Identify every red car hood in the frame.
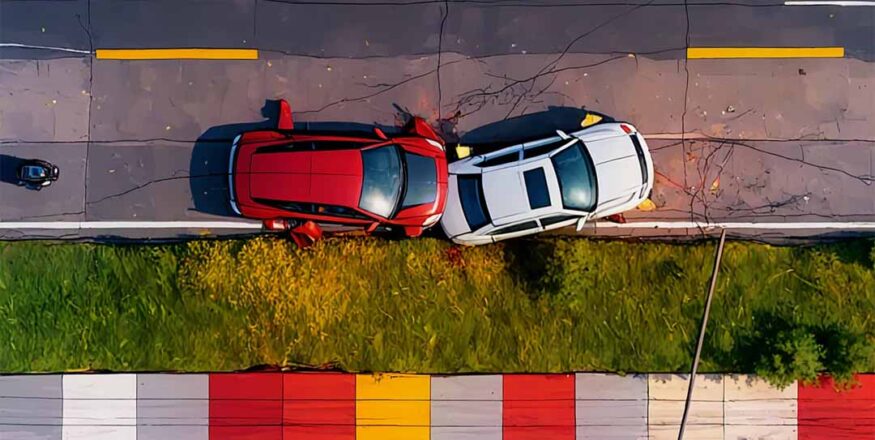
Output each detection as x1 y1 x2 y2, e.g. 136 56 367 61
248 150 363 208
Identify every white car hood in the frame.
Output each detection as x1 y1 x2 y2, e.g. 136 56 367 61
482 167 528 224
583 135 644 206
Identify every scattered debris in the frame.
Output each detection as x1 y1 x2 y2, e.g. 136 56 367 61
709 177 720 194
445 246 465 269
605 213 627 224
798 68 807 75
455 145 472 159
636 199 656 212
725 105 736 113
581 113 603 128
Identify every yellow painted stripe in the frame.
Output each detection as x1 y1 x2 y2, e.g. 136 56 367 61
95 48 258 60
687 47 844 59
356 373 430 440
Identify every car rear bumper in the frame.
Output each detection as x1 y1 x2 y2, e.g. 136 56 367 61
228 134 242 215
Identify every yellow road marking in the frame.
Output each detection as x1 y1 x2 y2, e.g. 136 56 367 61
687 47 844 59
95 48 258 60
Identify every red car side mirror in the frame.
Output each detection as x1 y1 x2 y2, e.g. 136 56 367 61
277 99 293 130
405 117 441 142
289 221 322 248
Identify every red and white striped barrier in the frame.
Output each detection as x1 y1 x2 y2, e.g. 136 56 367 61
0 373 872 439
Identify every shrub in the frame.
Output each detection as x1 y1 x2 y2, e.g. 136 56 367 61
749 315 873 390
817 323 875 388
754 327 824 389
871 239 875 269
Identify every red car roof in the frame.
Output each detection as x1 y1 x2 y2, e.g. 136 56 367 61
248 149 363 208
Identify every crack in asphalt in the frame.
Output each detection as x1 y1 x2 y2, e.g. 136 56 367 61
436 0 449 117
261 0 787 8
75 0 95 229
681 0 692 224
448 48 685 119
295 56 475 114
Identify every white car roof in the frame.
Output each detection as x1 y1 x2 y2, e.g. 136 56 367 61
480 157 564 226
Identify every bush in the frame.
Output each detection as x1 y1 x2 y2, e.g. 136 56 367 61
749 315 873 389
817 324 875 387
754 327 824 389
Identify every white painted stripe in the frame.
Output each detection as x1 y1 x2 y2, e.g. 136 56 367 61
0 220 873 232
63 375 137 440
0 42 92 54
785 1 875 5
586 221 875 230
0 221 262 230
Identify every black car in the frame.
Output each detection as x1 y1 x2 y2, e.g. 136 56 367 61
17 159 59 190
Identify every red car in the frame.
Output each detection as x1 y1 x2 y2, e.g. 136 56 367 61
230 100 448 237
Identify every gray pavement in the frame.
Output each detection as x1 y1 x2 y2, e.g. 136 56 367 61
0 0 873 242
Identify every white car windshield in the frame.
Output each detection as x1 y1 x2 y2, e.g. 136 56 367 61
551 143 598 212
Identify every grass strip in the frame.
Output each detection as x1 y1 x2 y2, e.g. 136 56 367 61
0 237 872 383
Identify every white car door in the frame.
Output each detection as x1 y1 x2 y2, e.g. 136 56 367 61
487 220 542 243
538 213 580 231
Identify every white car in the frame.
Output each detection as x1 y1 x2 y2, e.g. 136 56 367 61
440 122 653 245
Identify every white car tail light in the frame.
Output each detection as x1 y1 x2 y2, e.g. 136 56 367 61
620 124 633 134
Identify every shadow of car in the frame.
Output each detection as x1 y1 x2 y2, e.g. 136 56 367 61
457 106 615 159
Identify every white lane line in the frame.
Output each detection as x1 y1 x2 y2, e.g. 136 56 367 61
785 1 875 5
0 221 262 230
0 221 873 232
0 43 92 55
586 221 875 230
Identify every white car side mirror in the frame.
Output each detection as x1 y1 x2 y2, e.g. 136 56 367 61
575 217 587 231
556 129 571 140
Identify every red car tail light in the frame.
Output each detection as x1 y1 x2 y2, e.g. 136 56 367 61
620 124 633 134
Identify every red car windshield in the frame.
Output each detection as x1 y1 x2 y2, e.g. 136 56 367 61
360 145 403 218
359 144 438 219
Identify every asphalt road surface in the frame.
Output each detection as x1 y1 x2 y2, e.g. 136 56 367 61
1 0 873 242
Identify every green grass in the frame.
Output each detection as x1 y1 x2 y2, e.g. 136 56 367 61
0 237 872 377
